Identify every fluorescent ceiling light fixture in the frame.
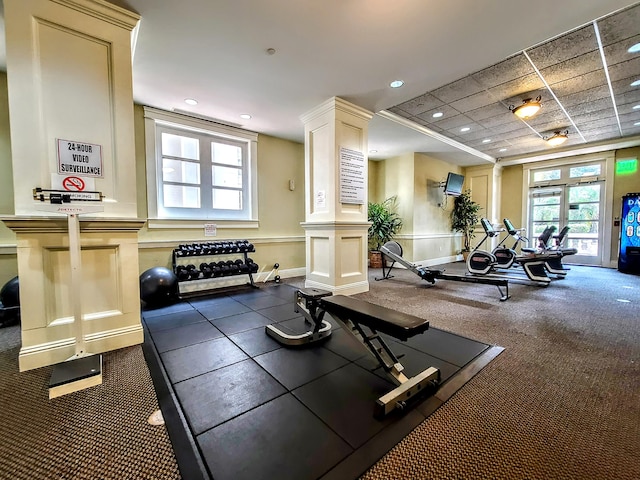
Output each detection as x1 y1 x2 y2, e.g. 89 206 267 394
631 80 640 87
628 43 640 53
389 80 404 88
432 112 444 118
460 127 470 132
184 98 198 105
545 130 569 147
482 139 491 143
240 114 252 119
510 96 542 119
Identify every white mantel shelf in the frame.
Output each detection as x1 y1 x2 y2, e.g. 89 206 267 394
1 217 146 233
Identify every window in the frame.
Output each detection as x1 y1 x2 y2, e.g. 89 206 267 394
144 107 258 225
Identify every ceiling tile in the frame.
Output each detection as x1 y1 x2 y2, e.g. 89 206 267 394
539 51 603 85
596 3 640 46
527 25 598 70
415 104 464 123
391 93 444 116
602 34 640 66
558 84 611 107
449 90 502 112
607 56 640 82
430 76 485 104
486 74 546 104
471 54 535 90
614 89 640 106
464 102 512 122
565 97 616 117
428 114 476 131
550 70 608 97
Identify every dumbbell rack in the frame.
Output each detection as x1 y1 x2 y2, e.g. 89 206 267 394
171 240 259 298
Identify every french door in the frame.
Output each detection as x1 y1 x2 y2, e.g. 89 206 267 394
529 162 605 265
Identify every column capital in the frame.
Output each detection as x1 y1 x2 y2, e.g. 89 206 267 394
300 96 373 125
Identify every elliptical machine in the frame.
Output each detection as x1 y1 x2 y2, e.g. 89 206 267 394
466 218 551 286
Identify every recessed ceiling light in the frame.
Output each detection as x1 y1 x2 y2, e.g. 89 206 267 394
240 114 252 119
389 80 404 88
634 105 640 110
629 43 640 53
460 127 470 132
631 80 640 87
635 121 640 126
499 148 507 152
432 112 444 118
369 150 378 154
184 98 198 105
482 139 491 143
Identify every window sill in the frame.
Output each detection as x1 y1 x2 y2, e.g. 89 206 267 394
146 219 259 230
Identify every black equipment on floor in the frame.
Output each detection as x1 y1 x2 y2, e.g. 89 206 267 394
0 276 20 327
139 267 179 308
265 288 333 346
267 288 441 417
467 219 551 286
377 241 510 301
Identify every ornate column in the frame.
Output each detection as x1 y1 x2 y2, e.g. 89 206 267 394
300 97 373 295
2 0 143 371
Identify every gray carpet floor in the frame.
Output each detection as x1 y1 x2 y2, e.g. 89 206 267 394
0 262 638 479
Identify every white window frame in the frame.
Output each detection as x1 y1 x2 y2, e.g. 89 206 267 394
144 107 258 229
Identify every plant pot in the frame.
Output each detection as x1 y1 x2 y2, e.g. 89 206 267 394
369 250 383 268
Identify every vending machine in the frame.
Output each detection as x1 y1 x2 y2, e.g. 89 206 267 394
618 193 640 274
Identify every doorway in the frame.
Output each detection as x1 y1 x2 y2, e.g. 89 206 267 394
529 162 605 265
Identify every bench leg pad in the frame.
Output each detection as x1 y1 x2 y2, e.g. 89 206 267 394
375 366 440 418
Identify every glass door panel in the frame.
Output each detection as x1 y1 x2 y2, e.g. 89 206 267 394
565 184 601 263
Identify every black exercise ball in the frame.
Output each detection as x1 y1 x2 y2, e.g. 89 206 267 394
0 276 19 308
139 267 178 308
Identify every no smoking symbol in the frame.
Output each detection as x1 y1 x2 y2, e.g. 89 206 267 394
62 176 85 191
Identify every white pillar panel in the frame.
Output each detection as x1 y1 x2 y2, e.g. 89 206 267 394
300 98 372 295
3 0 140 217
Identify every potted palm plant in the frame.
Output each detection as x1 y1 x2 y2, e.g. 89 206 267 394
450 189 482 258
368 196 403 268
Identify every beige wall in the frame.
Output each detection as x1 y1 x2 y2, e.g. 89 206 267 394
499 164 524 228
135 104 307 276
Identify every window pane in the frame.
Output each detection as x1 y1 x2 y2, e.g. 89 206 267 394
533 169 560 181
532 205 560 222
162 133 199 160
212 142 242 166
162 158 200 184
531 222 559 237
568 184 600 203
163 184 200 208
533 196 560 206
212 188 242 210
212 165 242 188
568 203 599 221
570 164 601 178
566 238 598 256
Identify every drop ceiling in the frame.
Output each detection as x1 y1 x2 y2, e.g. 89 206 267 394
1 0 639 165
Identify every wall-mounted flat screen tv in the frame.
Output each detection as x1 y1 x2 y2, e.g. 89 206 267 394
444 172 464 196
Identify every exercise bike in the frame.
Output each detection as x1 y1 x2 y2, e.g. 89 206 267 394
466 218 551 286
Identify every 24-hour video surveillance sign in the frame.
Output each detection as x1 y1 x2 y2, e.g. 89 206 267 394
57 139 104 178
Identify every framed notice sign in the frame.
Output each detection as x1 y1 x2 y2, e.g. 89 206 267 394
339 147 365 204
57 139 104 178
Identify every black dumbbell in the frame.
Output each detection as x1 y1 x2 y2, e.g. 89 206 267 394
210 261 223 277
175 265 190 281
185 264 200 280
200 262 213 278
219 261 231 276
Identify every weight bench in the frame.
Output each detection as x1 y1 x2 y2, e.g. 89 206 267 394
266 288 441 417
